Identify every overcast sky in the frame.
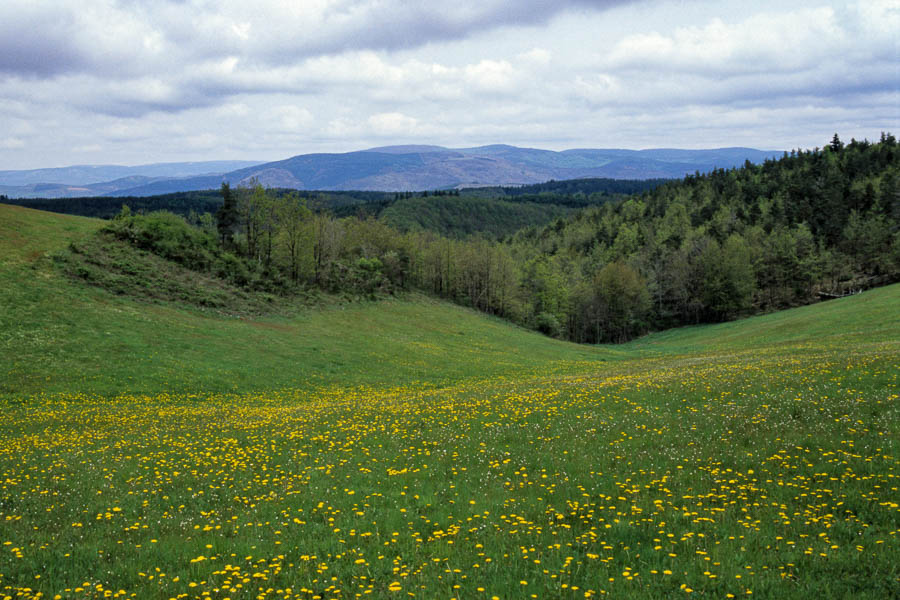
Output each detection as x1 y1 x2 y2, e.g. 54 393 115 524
1 0 897 169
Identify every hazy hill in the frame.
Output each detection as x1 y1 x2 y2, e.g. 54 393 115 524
1 145 781 198
0 160 261 198
116 145 781 196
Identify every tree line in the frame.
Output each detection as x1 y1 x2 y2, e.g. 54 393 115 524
101 134 898 343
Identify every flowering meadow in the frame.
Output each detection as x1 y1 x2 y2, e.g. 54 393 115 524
1 339 897 600
1 206 897 598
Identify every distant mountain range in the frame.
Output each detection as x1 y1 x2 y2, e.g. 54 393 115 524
0 145 783 198
0 161 263 199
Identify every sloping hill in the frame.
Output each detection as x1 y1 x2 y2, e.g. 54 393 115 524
0 204 610 397
629 282 899 353
3 202 897 399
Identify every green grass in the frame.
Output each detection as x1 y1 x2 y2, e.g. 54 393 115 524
59 224 286 317
0 204 609 398
1 204 897 600
630 284 900 353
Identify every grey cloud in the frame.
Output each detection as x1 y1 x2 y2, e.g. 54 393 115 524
80 90 219 119
1 0 638 80
0 7 85 75
294 0 635 57
0 2 179 80
4 73 217 119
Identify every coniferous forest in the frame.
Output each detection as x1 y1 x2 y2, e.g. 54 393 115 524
59 134 899 343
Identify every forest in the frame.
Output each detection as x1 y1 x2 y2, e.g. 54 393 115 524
60 134 899 343
6 178 660 215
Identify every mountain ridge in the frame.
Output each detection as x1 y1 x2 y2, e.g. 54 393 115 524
1 144 782 198
0 160 262 186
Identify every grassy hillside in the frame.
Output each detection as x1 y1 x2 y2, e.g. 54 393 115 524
1 204 897 600
0 204 608 398
630 282 900 353
6 202 894 399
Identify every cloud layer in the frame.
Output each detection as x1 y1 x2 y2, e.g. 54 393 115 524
0 0 896 169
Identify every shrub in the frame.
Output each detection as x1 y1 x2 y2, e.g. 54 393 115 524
103 211 218 272
534 311 563 338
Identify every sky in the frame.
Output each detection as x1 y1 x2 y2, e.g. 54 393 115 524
0 0 897 169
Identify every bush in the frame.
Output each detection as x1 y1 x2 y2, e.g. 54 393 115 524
214 252 251 287
534 312 563 338
103 211 218 272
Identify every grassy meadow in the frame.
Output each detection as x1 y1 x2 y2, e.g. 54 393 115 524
1 204 898 599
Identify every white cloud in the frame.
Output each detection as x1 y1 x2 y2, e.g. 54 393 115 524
102 121 155 142
73 143 102 153
606 9 842 75
184 133 219 149
464 60 519 91
519 47 552 65
573 74 621 106
271 106 315 131
855 0 900 45
214 103 252 118
302 52 408 87
326 117 360 138
231 21 252 41
579 2 900 114
368 112 420 136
